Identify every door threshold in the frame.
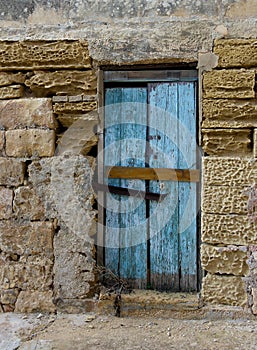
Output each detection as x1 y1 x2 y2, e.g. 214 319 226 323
98 290 200 317
96 290 253 319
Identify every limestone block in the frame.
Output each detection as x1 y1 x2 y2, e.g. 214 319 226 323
0 85 23 99
203 70 255 99
249 255 257 275
56 118 98 156
25 70 97 96
0 259 53 291
203 157 257 187
6 129 55 157
13 186 45 220
28 158 53 186
57 111 98 128
53 100 97 114
28 155 96 221
28 158 58 220
202 214 257 245
0 221 54 258
0 158 25 186
0 72 25 86
254 129 257 158
54 298 96 313
0 187 13 219
225 0 257 19
202 273 247 306
201 244 249 276
0 41 91 70
0 98 56 129
54 252 95 299
202 186 248 214
202 129 252 156
83 95 96 102
202 99 257 128
54 228 96 299
69 95 83 102
214 39 257 68
0 131 4 154
52 96 68 103
15 291 56 313
252 288 257 315
198 52 219 72
0 288 19 305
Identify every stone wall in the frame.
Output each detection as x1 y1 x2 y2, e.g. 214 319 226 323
0 40 98 313
1 0 257 65
0 36 257 313
201 39 257 312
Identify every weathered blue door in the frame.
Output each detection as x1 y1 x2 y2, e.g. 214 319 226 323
103 71 198 291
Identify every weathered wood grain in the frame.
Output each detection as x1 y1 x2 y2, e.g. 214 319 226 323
178 82 197 291
149 82 180 291
105 166 200 182
103 79 197 291
104 87 147 288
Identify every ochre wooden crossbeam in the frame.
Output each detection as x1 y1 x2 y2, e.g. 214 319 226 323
105 166 200 182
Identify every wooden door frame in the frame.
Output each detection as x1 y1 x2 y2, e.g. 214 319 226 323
96 69 105 267
96 67 202 291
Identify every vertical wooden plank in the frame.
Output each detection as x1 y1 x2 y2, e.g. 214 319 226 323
104 76 198 292
104 88 122 276
178 82 198 291
149 83 180 291
118 88 148 288
104 87 148 287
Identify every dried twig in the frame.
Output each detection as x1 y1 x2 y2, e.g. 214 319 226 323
96 265 133 294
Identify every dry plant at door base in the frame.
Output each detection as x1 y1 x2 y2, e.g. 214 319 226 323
96 266 133 317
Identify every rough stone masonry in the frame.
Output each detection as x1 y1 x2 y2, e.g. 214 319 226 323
0 0 257 314
0 41 98 313
201 39 257 312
